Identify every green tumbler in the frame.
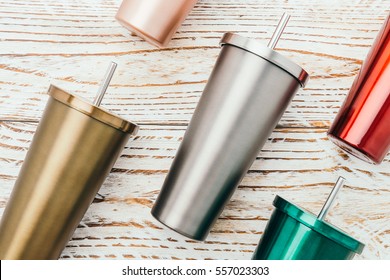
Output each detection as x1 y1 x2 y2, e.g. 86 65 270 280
252 178 365 260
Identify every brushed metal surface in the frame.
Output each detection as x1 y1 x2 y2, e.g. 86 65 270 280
252 195 364 260
220 33 309 87
116 0 198 48
152 37 308 241
0 86 138 259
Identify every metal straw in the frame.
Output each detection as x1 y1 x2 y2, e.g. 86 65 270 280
317 176 346 220
93 61 117 202
267 12 290 49
93 61 118 106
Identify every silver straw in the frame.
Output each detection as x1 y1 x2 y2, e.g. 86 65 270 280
317 176 346 220
267 12 291 49
93 61 117 202
93 61 118 106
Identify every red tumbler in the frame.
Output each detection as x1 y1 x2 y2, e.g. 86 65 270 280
328 13 390 164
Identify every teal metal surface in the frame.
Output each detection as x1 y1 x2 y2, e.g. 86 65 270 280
252 196 365 260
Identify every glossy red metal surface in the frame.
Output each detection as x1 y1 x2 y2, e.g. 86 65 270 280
328 14 390 164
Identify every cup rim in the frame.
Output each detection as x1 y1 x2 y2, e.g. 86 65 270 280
48 85 139 135
273 195 365 254
220 32 309 88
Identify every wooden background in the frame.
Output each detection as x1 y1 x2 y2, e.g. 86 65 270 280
0 0 389 260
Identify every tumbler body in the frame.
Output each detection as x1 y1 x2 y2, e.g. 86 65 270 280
252 196 364 260
328 14 390 164
152 33 309 240
116 0 198 48
0 85 138 259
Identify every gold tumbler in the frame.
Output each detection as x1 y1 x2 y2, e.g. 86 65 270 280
0 81 138 259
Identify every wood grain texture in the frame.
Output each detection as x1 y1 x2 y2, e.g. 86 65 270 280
0 0 389 260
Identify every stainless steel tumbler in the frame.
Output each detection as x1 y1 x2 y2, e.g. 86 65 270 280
328 13 390 164
116 0 198 48
252 177 365 260
0 63 139 259
152 15 309 241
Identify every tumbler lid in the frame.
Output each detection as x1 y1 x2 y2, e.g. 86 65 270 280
48 85 139 135
273 195 365 254
220 33 309 87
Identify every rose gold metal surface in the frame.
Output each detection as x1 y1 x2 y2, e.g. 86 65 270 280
328 13 390 164
116 0 198 48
